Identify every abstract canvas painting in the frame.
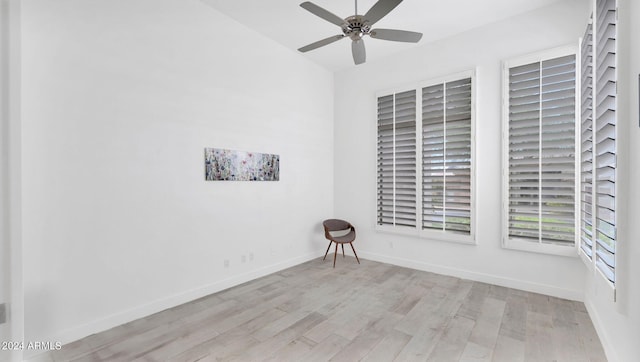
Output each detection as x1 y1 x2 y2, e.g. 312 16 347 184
204 148 279 181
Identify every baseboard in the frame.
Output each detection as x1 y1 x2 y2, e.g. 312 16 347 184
359 251 584 301
25 251 322 360
583 296 617 362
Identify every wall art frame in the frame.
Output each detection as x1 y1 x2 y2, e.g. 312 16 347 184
204 148 279 181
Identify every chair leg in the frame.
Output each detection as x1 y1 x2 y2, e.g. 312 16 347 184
333 243 338 268
350 243 360 264
323 241 332 261
341 244 345 258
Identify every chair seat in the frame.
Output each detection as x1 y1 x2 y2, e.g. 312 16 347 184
329 230 355 244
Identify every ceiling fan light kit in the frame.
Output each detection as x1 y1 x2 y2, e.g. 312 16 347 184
298 0 423 65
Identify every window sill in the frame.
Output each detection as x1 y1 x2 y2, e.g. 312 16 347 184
503 237 578 257
376 224 476 245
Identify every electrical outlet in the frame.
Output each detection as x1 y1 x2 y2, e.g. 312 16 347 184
224 259 230 268
241 255 246 263
0 303 6 324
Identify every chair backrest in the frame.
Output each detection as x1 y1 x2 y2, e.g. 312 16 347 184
323 219 351 232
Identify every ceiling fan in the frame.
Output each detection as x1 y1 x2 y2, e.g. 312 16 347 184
297 0 423 65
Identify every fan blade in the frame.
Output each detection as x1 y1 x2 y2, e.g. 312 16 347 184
370 28 422 43
363 0 403 26
298 35 345 52
352 39 366 65
300 2 347 27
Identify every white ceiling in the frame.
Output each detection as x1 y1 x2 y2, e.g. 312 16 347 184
200 0 564 72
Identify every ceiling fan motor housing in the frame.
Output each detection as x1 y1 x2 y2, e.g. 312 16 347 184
343 16 371 40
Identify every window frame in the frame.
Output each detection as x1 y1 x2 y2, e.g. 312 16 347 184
375 70 476 245
501 45 580 257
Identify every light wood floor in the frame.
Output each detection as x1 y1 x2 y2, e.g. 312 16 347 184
33 257 606 361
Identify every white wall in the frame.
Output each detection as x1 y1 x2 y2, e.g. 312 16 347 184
334 0 591 300
582 0 640 360
21 0 334 350
0 0 10 349
1 0 23 361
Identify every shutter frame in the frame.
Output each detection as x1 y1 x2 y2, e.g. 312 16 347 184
502 45 579 256
377 71 475 244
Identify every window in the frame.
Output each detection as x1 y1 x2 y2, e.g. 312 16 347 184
580 0 617 286
502 47 578 256
377 72 474 243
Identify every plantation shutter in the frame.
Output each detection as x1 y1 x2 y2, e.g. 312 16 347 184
594 0 616 282
580 22 594 258
540 55 576 244
377 91 417 227
377 95 394 225
422 78 472 233
395 91 417 227
508 62 541 240
507 55 576 245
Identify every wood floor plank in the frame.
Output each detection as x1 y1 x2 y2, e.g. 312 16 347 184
393 323 444 361
456 282 491 321
550 297 589 362
330 312 373 340
466 297 506 355
166 307 286 361
459 341 493 362
236 312 326 361
526 291 552 315
496 291 527 342
29 258 607 362
129 316 220 361
360 329 411 362
390 281 431 316
134 303 284 361
329 312 403 362
574 309 607 362
395 280 472 361
487 284 510 302
492 334 525 362
426 315 475 361
304 319 346 344
264 335 316 361
524 311 555 361
302 333 350 362
251 309 314 342
394 287 450 336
